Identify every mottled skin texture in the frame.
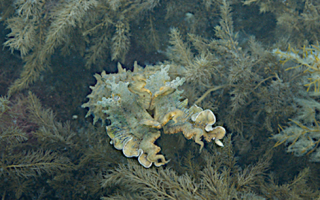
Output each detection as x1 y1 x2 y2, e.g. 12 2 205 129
83 64 225 168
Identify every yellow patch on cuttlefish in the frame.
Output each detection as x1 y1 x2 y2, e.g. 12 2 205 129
191 109 216 131
140 119 161 129
123 137 143 157
154 86 176 97
128 74 152 109
189 105 203 117
160 109 185 126
107 126 134 150
112 135 132 150
150 85 176 110
178 99 188 109
138 152 152 168
203 126 226 147
106 126 116 140
191 109 225 147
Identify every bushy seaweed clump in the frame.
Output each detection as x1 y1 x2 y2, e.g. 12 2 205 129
272 45 320 162
101 137 319 199
0 93 125 199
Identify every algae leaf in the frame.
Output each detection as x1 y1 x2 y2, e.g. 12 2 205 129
1 150 73 178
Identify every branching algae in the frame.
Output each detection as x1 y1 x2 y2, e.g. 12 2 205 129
272 45 320 161
83 63 225 168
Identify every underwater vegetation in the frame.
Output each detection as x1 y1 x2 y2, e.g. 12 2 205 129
101 137 320 199
272 45 320 162
1 0 320 199
0 92 127 199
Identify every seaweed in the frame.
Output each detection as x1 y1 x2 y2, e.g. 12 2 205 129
272 45 320 162
0 92 125 199
102 137 319 199
0 93 74 198
1 0 320 198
